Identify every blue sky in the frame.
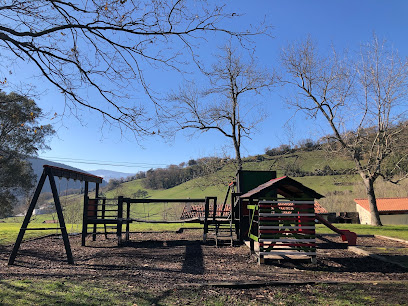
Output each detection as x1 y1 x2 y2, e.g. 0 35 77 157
4 1 408 174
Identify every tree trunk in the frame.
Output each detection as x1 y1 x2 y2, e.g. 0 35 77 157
234 145 242 170
233 137 242 170
362 177 383 226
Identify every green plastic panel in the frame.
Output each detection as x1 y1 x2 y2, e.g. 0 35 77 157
236 170 276 194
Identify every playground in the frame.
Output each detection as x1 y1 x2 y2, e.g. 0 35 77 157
2 166 408 304
1 229 408 283
1 229 408 304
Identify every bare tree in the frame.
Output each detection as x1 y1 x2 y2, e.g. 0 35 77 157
281 36 408 226
0 0 268 136
168 45 274 170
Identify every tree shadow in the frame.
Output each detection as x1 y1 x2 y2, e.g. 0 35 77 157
181 241 205 275
121 239 205 275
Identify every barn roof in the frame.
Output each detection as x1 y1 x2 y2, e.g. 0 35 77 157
314 201 329 214
355 198 408 213
240 176 324 200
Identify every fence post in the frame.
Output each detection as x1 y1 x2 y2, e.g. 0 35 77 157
203 197 210 242
125 198 130 242
91 198 98 241
102 198 108 239
212 197 217 221
81 181 89 246
117 196 124 246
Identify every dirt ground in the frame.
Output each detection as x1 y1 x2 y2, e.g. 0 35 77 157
1 229 407 289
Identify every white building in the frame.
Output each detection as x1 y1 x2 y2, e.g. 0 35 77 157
355 197 408 225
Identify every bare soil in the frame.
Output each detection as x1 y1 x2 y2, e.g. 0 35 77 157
1 230 407 288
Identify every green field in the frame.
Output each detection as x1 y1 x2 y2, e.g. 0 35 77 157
316 224 408 241
0 223 79 245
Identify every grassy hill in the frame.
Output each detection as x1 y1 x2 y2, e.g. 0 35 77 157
5 148 408 225
99 149 358 213
103 148 408 213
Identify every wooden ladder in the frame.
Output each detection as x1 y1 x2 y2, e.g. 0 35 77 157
213 219 233 247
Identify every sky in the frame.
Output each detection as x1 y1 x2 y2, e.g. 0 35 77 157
3 0 408 174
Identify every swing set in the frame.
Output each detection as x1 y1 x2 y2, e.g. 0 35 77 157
8 165 102 265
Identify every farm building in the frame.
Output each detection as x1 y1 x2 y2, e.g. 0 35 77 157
314 201 329 220
355 197 408 225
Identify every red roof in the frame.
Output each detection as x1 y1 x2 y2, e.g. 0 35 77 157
180 204 231 219
314 201 328 214
355 198 408 213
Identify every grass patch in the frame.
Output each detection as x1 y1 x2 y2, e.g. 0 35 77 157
316 224 408 241
0 279 407 305
0 279 140 306
0 223 79 245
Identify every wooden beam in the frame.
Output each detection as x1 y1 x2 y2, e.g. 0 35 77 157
127 198 206 204
47 168 74 264
8 167 75 265
8 170 48 265
44 165 102 184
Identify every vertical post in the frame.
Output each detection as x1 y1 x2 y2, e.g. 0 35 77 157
92 199 98 241
250 239 255 254
212 197 217 221
203 197 210 242
125 198 130 242
220 184 230 217
231 193 235 226
93 183 100 240
239 196 244 242
48 169 74 264
102 198 108 239
248 198 255 255
81 181 89 246
8 170 48 265
231 192 242 242
232 192 240 239
117 196 124 246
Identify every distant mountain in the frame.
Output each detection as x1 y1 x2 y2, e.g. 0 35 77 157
28 157 108 193
88 169 135 181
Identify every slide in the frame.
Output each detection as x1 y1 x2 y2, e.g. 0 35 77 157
315 215 357 246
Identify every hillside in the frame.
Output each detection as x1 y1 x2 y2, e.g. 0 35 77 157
99 149 357 211
101 148 408 213
20 147 408 224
